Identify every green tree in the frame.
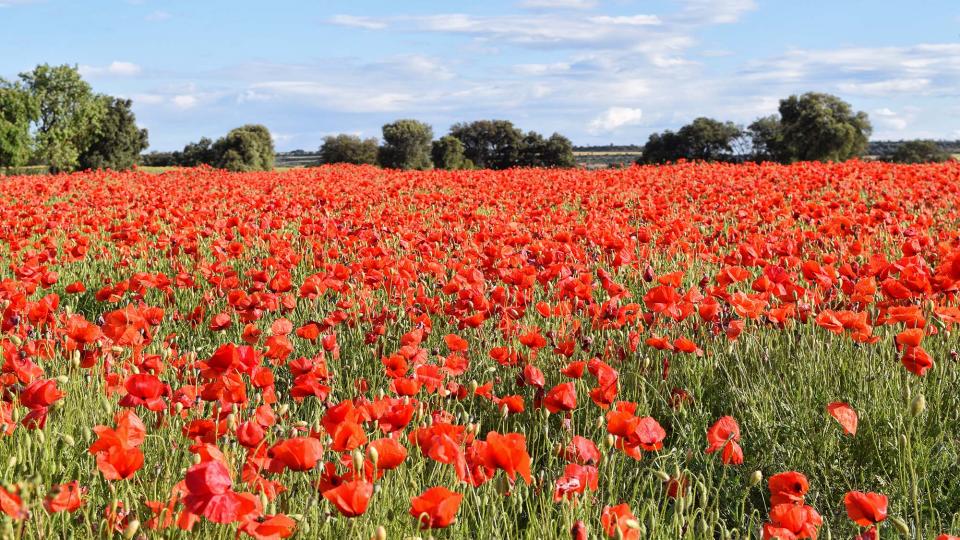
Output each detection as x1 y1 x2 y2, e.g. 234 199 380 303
19 64 105 172
883 140 951 164
181 137 217 166
0 79 38 170
746 115 783 162
213 124 275 172
318 134 379 165
78 97 148 170
775 92 871 162
448 120 524 170
519 132 577 168
431 135 471 170
378 119 433 170
638 117 741 164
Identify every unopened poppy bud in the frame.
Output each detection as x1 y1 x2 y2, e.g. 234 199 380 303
111 346 124 355
8 335 21 346
501 404 509 418
174 402 184 414
748 470 763 487
7 457 16 469
469 380 478 394
643 357 651 370
227 413 237 430
374 525 387 540
62 434 75 447
35 429 45 445
625 519 641 530
368 446 380 467
910 393 926 416
259 492 269 509
654 470 671 482
55 375 69 384
277 404 290 416
495 474 510 495
596 416 604 429
192 453 201 465
123 519 140 540
890 516 910 535
352 449 364 471
605 434 615 448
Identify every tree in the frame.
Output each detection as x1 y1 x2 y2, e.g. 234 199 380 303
519 132 577 168
213 124 275 172
883 140 951 164
378 119 433 170
638 117 741 164
775 92 871 162
431 135 471 170
0 79 38 170
448 120 524 170
746 115 783 162
318 135 379 165
181 137 217 166
19 64 105 172
78 97 148 170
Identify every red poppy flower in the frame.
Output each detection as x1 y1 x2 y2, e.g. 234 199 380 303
409 486 462 529
844 491 888 527
768 471 809 506
543 382 577 413
826 402 858 436
44 481 85 513
322 479 373 517
268 437 323 472
706 416 743 465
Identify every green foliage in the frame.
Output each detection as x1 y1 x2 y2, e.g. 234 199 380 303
774 92 871 162
883 139 951 164
639 117 742 164
19 64 106 172
181 137 217 167
378 119 433 170
213 124 275 172
78 97 149 171
519 132 577 168
319 134 379 165
431 135 471 170
0 79 38 170
449 120 524 170
746 115 783 162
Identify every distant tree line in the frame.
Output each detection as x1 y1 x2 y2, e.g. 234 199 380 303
142 125 275 172
637 92 878 165
310 119 576 170
633 92 955 165
1 64 148 172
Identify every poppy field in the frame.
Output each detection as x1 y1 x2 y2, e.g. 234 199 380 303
1 161 960 539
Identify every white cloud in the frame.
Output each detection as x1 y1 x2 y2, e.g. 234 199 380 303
838 78 930 96
78 61 142 77
145 10 171 22
588 107 644 133
519 0 597 9
328 14 387 30
873 107 910 131
172 95 198 109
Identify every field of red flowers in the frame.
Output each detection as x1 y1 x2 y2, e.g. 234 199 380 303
0 162 959 539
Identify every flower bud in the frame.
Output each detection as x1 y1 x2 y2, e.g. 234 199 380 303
123 519 140 540
368 446 380 468
374 525 387 540
748 470 763 487
910 393 926 417
890 516 910 535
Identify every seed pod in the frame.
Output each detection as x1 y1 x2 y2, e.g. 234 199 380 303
910 394 926 417
890 516 910 535
123 519 140 540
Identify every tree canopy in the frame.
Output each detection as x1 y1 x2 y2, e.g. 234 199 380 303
78 97 149 170
378 119 433 170
213 124 275 172
319 134 379 165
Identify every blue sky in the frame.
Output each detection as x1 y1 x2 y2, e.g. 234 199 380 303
2 0 959 151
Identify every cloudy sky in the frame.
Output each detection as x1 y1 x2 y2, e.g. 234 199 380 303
2 0 959 151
